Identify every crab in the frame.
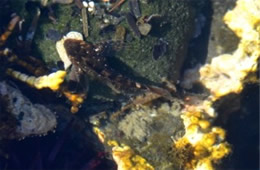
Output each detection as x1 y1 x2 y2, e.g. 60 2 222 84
1 14 175 116
56 31 176 117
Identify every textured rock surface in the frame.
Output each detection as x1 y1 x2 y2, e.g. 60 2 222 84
90 99 185 169
206 0 239 62
0 81 57 139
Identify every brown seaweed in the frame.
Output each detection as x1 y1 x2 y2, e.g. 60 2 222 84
125 12 141 38
129 0 141 18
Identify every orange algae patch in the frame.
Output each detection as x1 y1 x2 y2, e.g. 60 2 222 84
63 91 86 113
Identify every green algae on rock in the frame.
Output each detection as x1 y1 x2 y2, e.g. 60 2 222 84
112 0 196 83
34 4 83 67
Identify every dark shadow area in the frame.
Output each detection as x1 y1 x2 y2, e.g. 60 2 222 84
215 84 259 170
181 0 213 72
0 117 116 170
107 55 160 86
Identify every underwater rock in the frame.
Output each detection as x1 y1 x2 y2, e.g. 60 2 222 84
206 0 238 61
174 0 260 169
200 0 260 100
112 0 200 83
0 81 57 139
91 99 185 169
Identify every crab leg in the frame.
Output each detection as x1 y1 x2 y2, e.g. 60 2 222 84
0 15 20 46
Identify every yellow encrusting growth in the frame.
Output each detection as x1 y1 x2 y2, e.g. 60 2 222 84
175 0 259 169
6 68 66 91
108 140 154 170
199 0 260 100
175 102 231 170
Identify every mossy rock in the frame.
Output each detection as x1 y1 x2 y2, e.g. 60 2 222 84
113 0 196 83
9 0 203 84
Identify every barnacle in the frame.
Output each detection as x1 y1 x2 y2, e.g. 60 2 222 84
56 31 83 70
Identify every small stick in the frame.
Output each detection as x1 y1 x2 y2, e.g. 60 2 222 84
110 90 162 121
25 8 41 51
81 7 89 38
109 0 125 13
